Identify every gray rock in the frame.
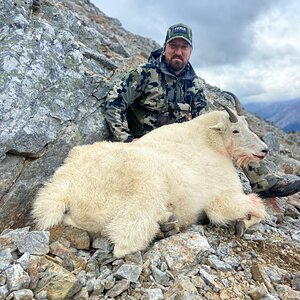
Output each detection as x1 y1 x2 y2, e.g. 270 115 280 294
292 272 300 291
149 232 210 275
199 267 221 292
260 294 278 300
223 255 241 269
264 266 288 284
142 288 164 300
164 276 202 299
34 290 48 300
106 279 130 298
7 289 34 300
115 263 143 282
125 251 143 265
13 231 49 255
0 249 13 271
17 252 31 270
291 231 300 243
104 275 116 290
5 264 31 291
92 237 113 253
0 285 9 299
276 284 300 299
0 0 158 231
285 204 300 218
207 255 233 272
263 132 280 154
151 265 171 286
90 278 105 295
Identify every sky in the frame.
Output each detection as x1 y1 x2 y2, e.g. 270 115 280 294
91 0 300 104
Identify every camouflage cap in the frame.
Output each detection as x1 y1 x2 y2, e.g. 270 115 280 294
165 23 192 47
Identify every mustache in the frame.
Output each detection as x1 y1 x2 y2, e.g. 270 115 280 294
171 55 183 60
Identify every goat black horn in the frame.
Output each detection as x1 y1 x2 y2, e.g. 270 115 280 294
214 101 238 123
222 91 244 116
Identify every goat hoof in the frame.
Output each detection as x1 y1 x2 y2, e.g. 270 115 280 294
163 228 180 238
235 221 246 237
159 213 178 232
228 220 246 237
160 221 178 232
228 222 236 235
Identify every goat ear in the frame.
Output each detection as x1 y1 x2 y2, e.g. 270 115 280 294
209 122 226 133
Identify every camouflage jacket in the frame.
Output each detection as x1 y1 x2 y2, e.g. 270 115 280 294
105 48 208 142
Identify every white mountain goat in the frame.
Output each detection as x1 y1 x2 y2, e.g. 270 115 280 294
32 107 269 258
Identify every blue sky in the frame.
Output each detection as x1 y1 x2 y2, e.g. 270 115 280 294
91 0 300 103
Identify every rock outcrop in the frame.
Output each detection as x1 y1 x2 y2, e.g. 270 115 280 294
0 0 299 299
0 0 158 230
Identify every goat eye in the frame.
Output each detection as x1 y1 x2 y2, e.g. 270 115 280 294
233 130 240 134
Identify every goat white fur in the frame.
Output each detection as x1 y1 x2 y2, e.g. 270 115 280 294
32 110 269 258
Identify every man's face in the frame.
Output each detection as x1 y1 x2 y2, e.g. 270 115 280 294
164 38 192 74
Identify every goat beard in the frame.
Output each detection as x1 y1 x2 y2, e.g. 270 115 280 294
233 149 254 168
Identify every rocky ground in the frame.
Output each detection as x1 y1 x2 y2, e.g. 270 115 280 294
0 191 299 299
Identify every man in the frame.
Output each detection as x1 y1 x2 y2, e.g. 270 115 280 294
105 23 300 199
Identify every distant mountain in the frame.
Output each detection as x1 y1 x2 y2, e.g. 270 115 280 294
244 98 300 132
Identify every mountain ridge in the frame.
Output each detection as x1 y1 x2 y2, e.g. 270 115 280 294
244 98 300 132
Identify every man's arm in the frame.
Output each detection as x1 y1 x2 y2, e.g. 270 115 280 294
105 67 149 142
189 78 208 118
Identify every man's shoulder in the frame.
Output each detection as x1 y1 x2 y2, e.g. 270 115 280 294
127 62 158 76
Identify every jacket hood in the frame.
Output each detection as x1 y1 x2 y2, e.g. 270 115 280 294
148 48 198 80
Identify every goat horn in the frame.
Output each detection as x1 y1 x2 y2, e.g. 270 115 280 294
222 91 244 116
214 101 238 123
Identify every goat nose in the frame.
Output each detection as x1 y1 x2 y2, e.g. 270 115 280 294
262 148 268 154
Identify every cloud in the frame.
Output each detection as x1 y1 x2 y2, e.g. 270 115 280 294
91 0 300 103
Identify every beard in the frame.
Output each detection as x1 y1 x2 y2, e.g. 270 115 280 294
165 55 186 73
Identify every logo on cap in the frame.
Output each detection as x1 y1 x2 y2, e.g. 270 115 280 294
165 23 192 47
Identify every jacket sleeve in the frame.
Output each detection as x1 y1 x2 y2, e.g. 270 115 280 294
189 77 209 117
104 67 149 142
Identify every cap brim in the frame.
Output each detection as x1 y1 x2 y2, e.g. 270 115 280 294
166 36 192 46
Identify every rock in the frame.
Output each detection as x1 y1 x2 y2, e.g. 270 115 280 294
0 285 9 299
146 231 210 275
264 266 288 284
276 284 300 299
164 277 202 299
35 290 48 300
0 227 30 252
92 237 113 253
34 260 82 299
248 283 269 300
151 265 171 286
285 204 300 218
5 264 31 292
142 288 164 300
115 263 143 282
50 225 90 250
263 132 280 154
0 249 13 271
292 272 300 291
7 289 34 300
125 251 143 265
207 255 233 272
199 267 221 292
13 231 50 255
0 0 157 230
73 286 89 300
251 263 276 294
106 279 130 298
17 252 31 270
